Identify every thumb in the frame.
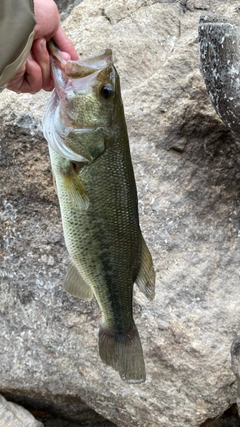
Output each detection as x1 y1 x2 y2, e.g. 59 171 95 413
52 26 78 60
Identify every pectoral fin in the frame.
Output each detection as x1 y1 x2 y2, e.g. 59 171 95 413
135 237 155 300
64 260 93 300
62 173 89 210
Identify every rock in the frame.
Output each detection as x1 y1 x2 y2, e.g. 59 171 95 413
202 419 240 427
0 395 43 427
231 337 240 415
199 15 240 135
201 404 240 427
1 0 240 426
54 0 83 20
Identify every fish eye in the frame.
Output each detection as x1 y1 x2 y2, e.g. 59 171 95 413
100 84 114 99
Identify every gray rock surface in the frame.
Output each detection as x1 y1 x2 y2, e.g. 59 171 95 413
0 395 43 427
1 0 240 426
54 0 83 20
201 403 240 427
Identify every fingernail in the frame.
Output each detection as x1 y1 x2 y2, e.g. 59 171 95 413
60 51 71 61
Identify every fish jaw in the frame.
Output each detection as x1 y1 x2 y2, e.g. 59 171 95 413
48 41 113 100
43 43 117 162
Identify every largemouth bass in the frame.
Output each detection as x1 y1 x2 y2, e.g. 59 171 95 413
43 42 155 383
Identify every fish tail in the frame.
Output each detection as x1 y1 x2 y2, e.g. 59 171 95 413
98 323 146 384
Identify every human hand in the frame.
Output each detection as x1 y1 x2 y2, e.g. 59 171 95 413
6 0 78 94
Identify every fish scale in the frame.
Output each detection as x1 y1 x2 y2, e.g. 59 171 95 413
50 141 140 329
43 42 155 383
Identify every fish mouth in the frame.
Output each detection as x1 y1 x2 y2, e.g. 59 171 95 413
43 42 113 162
48 40 112 75
48 41 113 96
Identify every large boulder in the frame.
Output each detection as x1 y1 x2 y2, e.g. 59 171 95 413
1 0 240 426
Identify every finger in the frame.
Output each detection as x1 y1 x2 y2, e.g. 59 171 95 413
5 64 26 93
31 39 54 91
6 54 43 94
22 54 43 93
59 51 71 61
52 26 79 60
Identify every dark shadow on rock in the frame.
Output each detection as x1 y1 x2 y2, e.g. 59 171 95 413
200 404 240 427
2 391 116 426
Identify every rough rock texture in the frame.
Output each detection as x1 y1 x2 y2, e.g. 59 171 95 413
199 15 240 135
0 395 43 427
1 0 240 426
201 404 240 426
54 0 83 20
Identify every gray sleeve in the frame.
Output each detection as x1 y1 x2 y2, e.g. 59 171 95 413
0 0 36 86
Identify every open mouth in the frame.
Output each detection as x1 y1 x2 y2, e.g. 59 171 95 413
47 41 113 98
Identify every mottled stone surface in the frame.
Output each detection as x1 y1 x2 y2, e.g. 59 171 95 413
201 404 240 427
54 0 83 20
0 395 43 427
199 15 240 135
1 0 240 426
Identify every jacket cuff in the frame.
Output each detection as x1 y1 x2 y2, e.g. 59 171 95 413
0 0 36 86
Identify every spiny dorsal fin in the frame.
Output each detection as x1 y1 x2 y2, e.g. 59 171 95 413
135 237 155 300
64 260 93 300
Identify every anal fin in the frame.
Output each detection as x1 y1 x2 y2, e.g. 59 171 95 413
64 260 93 300
135 237 155 300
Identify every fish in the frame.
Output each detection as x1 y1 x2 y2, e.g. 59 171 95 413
199 16 240 134
43 41 155 383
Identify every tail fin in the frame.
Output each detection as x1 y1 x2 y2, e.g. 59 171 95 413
98 324 146 384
